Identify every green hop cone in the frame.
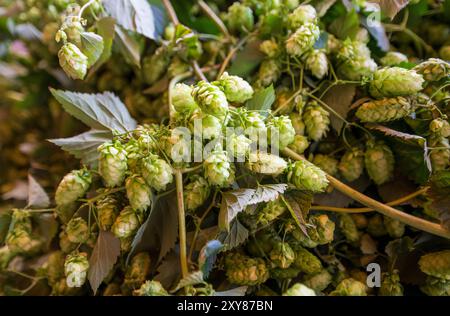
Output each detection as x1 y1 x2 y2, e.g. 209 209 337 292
214 72 254 103
439 45 450 60
141 154 173 192
337 40 377 80
305 49 328 79
204 148 235 187
419 250 450 280
224 252 269 286
287 160 329 192
286 23 320 56
246 151 287 176
292 214 335 247
142 46 171 85
0 245 16 271
125 175 152 211
429 137 450 171
64 252 89 288
302 101 330 141
367 214 387 237
259 39 280 58
287 5 317 30
58 43 88 80
364 140 394 185
190 112 223 140
6 229 42 254
225 2 254 33
270 241 295 269
44 251 66 286
380 52 408 66
192 81 229 120
330 278 367 296
283 283 316 296
270 267 301 279
96 195 119 231
172 83 198 114
369 67 424 99
420 276 450 296
413 58 450 82
231 108 266 136
256 59 281 87
302 269 333 292
120 236 133 253
289 112 305 135
227 134 252 158
184 175 211 211
246 228 278 257
65 217 89 243
134 280 169 296
384 216 405 238
288 135 309 154
267 115 296 149
429 118 450 138
123 252 151 293
59 230 77 254
257 199 287 225
356 97 416 122
98 141 128 187
338 148 364 182
111 206 142 239
291 243 322 274
379 271 403 296
312 154 338 177
339 213 360 244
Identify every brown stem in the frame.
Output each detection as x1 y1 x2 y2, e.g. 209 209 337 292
282 148 450 239
162 0 179 25
217 34 251 79
175 169 189 278
192 60 208 82
198 0 230 40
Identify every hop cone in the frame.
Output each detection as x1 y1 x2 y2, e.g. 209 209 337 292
283 283 316 296
369 67 424 99
123 252 151 292
6 229 42 255
192 81 229 120
367 214 387 237
289 112 305 135
231 108 267 136
141 154 173 192
286 23 320 56
421 276 450 296
64 252 89 288
270 242 295 269
338 148 364 182
302 269 333 292
337 40 377 80
142 46 171 85
58 43 88 80
303 102 330 141
51 278 83 296
111 206 142 238
305 49 328 79
246 151 287 176
291 243 322 274
312 154 338 177
356 97 416 122
59 231 77 254
379 271 403 296
96 195 119 231
429 118 450 138
224 253 269 286
267 115 296 149
227 134 252 158
172 83 198 114
330 278 367 296
260 39 280 58
226 2 254 33
413 58 450 81
214 72 254 103
126 175 152 211
429 137 450 171
419 250 450 280
204 149 235 187
256 59 281 87
190 113 222 140
246 228 278 257
292 215 335 247
380 52 408 66
98 141 128 187
288 135 309 154
287 5 317 29
384 216 405 238
0 246 15 271
65 217 89 243
45 251 65 286
364 140 394 185
271 267 301 279
287 160 329 192
55 169 92 207
257 199 287 225
440 45 450 60
184 175 210 212
134 280 169 296
339 214 359 244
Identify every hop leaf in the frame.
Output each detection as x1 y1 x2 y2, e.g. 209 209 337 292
369 67 424 99
58 43 88 80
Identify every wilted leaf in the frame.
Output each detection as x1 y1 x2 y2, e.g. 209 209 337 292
426 171 450 230
221 219 249 250
89 17 115 76
322 84 356 133
171 270 204 293
215 286 248 296
80 32 104 67
0 211 12 244
245 85 275 117
187 226 219 253
228 39 265 78
154 250 180 290
248 184 288 204
314 175 371 207
361 16 390 52
366 123 426 147
34 214 58 251
219 189 255 231
103 0 166 40
48 129 112 168
284 191 312 234
377 174 417 203
88 231 121 295
385 236 414 258
368 0 409 20
198 240 223 279
114 26 141 68
50 88 137 133
27 174 50 209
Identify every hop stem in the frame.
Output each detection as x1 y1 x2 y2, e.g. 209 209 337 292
175 169 189 278
282 147 450 239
